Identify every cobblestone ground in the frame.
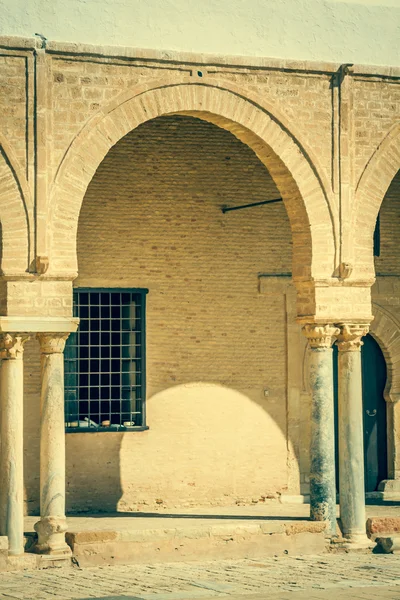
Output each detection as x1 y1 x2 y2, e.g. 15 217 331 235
1 553 400 600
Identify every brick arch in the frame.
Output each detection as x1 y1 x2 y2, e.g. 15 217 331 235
50 79 336 281
0 134 31 274
370 303 400 404
353 122 400 279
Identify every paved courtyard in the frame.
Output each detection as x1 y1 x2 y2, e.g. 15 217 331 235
1 552 400 600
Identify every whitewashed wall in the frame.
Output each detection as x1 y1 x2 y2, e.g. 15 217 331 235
1 0 399 66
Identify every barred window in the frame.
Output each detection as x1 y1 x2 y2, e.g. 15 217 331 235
64 288 148 432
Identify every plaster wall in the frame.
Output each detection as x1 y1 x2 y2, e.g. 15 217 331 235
1 0 399 67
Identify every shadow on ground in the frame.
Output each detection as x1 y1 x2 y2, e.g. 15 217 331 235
365 499 400 506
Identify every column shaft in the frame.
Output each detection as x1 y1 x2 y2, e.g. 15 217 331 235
337 323 369 543
34 333 71 555
0 334 29 556
303 324 339 536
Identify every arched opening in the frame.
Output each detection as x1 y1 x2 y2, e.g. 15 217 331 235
65 114 295 512
370 167 400 493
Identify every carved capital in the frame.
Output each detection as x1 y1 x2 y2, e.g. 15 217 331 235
336 323 369 352
302 324 340 349
0 333 30 360
37 333 69 354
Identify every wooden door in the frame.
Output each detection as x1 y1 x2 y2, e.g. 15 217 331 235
361 335 387 492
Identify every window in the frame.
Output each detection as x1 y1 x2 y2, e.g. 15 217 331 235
64 288 148 432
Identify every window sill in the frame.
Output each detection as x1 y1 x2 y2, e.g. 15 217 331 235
65 426 149 434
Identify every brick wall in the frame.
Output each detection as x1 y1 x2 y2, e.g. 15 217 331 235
374 170 400 275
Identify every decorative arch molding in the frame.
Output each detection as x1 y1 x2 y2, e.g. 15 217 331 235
369 302 400 486
49 78 337 281
370 302 400 404
353 122 400 279
0 133 32 274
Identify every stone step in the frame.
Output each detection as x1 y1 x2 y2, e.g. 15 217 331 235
367 516 400 539
65 521 328 568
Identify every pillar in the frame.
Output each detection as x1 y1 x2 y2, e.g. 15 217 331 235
302 324 339 536
336 323 370 543
34 333 71 555
378 393 400 497
0 333 29 555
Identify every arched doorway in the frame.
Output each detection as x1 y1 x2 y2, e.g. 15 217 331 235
334 334 388 492
361 335 388 492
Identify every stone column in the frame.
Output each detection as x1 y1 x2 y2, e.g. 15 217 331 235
34 333 71 555
0 333 29 555
378 393 400 497
302 324 339 536
336 323 370 544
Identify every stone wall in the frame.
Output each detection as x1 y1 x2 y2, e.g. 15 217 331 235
0 37 397 513
0 39 399 302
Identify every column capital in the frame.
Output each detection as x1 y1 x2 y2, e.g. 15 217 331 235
37 333 69 354
302 323 340 349
0 333 30 360
336 323 369 352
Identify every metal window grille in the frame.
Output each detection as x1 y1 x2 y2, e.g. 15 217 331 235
64 288 148 432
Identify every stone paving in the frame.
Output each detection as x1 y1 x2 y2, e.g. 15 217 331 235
1 552 400 600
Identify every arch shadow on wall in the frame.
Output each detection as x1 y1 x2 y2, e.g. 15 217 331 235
49 78 337 282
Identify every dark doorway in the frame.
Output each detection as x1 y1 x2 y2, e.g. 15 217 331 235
333 334 388 493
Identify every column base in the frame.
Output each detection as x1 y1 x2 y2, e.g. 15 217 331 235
341 533 374 550
33 517 71 556
375 479 400 500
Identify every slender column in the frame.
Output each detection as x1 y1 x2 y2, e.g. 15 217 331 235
34 333 71 555
336 323 369 543
377 396 400 497
302 324 339 536
0 333 29 555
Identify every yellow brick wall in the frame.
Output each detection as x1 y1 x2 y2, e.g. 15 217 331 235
23 115 295 512
374 170 400 275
